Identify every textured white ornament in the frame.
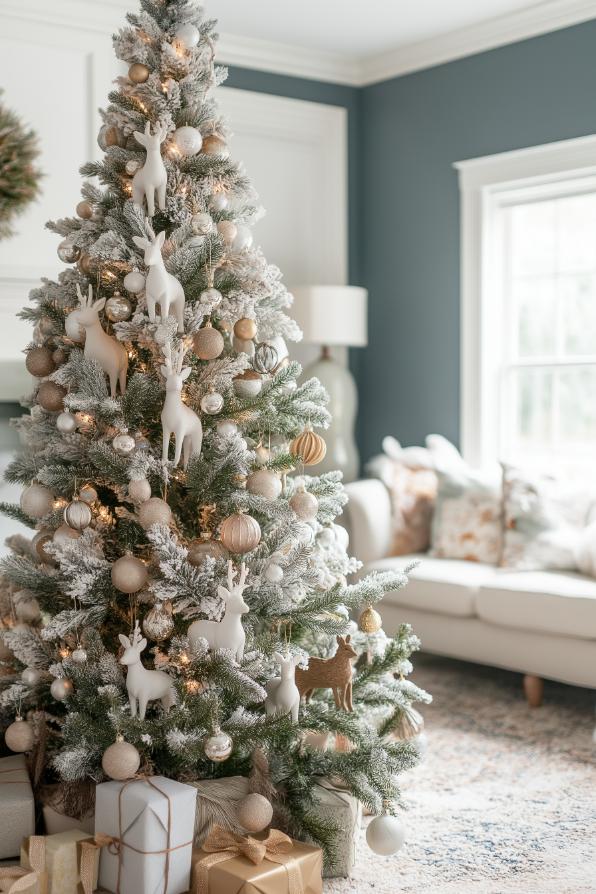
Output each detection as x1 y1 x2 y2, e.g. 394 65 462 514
232 224 254 252
21 667 41 686
265 652 301 723
216 420 238 438
366 814 405 856
132 121 168 217
50 678 73 701
53 523 81 546
119 622 175 721
246 469 282 501
237 794 273 834
64 498 92 531
56 411 77 434
128 478 152 504
5 717 34 752
76 284 128 398
200 389 224 415
102 735 140 780
173 126 202 156
111 554 148 593
138 497 173 529
204 727 233 762
174 23 200 50
188 561 249 662
296 522 315 546
289 489 319 522
160 343 202 468
133 231 186 334
65 309 85 343
123 269 146 294
112 433 136 456
71 647 88 664
192 212 214 235
233 372 262 399
264 563 283 584
20 483 54 519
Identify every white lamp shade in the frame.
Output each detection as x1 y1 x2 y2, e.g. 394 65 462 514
290 286 368 347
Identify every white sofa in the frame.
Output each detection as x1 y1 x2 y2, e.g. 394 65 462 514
343 479 596 707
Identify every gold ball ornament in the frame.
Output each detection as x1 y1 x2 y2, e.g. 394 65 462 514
246 469 282 501
77 253 95 277
111 554 148 594
358 606 383 634
202 134 229 158
233 318 257 341
290 427 327 466
138 497 173 530
102 735 141 781
53 523 81 546
37 381 67 412
4 717 34 753
220 512 261 554
128 62 150 84
192 322 224 360
25 346 56 378
289 489 319 521
128 478 152 504
50 677 73 701
76 200 93 220
63 498 92 531
105 293 133 322
20 483 54 519
142 601 174 642
187 533 229 567
204 727 233 762
237 793 273 834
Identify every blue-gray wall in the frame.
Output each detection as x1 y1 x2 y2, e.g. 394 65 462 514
358 20 596 462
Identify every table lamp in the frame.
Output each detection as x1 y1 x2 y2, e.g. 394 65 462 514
291 285 368 483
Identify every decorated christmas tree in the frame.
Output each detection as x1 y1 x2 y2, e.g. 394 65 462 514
0 0 430 874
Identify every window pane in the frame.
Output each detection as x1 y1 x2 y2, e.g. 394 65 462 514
556 367 596 447
560 273 596 356
507 367 553 451
556 192 596 274
510 200 556 276
513 276 556 357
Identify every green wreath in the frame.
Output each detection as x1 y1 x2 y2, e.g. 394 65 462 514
0 90 42 239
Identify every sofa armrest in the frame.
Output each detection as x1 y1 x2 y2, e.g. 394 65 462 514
342 479 392 566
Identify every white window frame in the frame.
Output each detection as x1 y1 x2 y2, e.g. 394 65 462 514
455 134 596 468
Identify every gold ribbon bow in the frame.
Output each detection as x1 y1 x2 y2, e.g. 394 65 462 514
196 825 303 894
0 836 46 894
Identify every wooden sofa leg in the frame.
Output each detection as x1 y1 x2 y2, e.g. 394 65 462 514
523 674 544 707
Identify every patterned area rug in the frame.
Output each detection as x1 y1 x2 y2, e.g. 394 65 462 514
326 655 596 894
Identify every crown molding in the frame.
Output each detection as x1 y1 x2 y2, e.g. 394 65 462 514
2 0 596 85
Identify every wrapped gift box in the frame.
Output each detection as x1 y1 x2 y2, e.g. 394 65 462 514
190 831 322 894
42 804 94 836
0 835 47 894
95 776 196 894
21 830 99 894
311 778 361 878
0 754 35 859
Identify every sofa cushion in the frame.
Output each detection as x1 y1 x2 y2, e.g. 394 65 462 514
366 555 498 618
477 570 596 640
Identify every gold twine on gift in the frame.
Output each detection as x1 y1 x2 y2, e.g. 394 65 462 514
195 825 303 894
95 776 194 894
0 835 45 893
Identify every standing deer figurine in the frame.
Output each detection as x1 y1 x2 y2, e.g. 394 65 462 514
265 652 301 723
119 622 176 720
160 342 203 469
132 120 168 217
132 231 185 334
295 635 357 711
188 561 249 662
76 284 128 397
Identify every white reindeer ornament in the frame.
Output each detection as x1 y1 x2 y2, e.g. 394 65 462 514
132 120 168 217
132 231 185 334
76 284 128 397
119 622 176 720
265 652 301 723
160 342 202 469
188 561 249 662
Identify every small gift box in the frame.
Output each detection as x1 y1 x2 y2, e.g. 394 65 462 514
0 835 47 894
311 778 361 878
0 755 35 859
190 825 323 894
21 830 100 894
95 776 196 894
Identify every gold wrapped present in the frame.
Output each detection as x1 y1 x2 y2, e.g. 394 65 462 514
20 831 100 894
0 835 47 894
191 825 322 894
0 755 35 859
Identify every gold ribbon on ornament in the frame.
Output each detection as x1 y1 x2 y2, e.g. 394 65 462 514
0 835 46 893
195 825 303 894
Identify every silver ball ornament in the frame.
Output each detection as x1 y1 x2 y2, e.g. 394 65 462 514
142 601 174 642
128 478 152 504
63 498 92 531
71 647 88 664
138 497 173 530
105 293 133 322
5 717 34 753
112 433 136 456
111 554 148 594
237 793 273 834
200 287 223 307
102 736 141 781
174 23 200 50
366 813 406 856
50 677 73 701
57 411 77 434
200 389 224 415
57 239 80 264
173 126 202 156
232 224 254 252
246 469 282 500
216 420 238 438
209 192 228 212
123 270 146 294
125 159 141 176
21 667 41 686
204 727 233 762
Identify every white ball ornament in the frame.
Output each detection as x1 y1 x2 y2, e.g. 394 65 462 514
71 647 88 664
200 389 224 415
138 497 173 530
50 677 73 701
366 813 406 856
53 523 81 546
16 598 40 623
112 433 136 456
204 727 233 762
64 498 92 531
5 717 34 753
216 420 238 438
65 309 85 343
102 735 141 781
123 270 146 294
57 411 77 434
128 478 152 504
237 793 273 834
21 667 41 686
232 224 254 252
246 469 282 501
20 483 54 519
173 126 202 156
289 489 319 522
125 159 141 176
317 527 335 547
174 23 200 50
264 563 283 584
209 192 228 212
111 554 148 594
